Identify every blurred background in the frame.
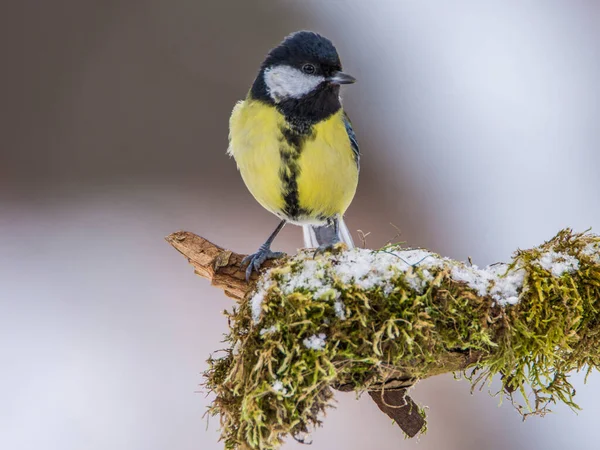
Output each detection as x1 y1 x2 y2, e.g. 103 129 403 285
2 1 600 449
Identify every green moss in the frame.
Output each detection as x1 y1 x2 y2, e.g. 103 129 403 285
204 229 600 449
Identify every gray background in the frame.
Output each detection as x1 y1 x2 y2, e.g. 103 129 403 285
2 1 599 449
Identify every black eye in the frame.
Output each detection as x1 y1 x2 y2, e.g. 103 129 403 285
302 63 316 74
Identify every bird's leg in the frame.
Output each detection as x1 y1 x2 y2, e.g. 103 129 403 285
242 220 286 281
314 217 341 257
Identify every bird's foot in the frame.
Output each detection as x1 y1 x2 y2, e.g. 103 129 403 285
242 246 285 281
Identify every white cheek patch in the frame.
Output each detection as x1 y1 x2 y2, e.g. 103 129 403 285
263 65 325 102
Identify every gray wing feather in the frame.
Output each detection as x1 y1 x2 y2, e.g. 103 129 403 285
343 113 360 169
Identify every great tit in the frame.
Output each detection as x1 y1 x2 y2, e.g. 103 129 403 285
227 31 360 280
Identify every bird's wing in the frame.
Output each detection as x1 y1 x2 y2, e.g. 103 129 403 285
343 112 360 169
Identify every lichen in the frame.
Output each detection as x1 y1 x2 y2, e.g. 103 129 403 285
204 229 600 450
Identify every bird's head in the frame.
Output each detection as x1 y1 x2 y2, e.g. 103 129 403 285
251 31 355 108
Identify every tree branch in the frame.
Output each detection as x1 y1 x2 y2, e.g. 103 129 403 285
166 231 276 300
166 229 600 450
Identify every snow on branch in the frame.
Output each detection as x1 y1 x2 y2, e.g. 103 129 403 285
166 229 600 450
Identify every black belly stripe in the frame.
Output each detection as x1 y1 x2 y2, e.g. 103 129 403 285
279 124 313 220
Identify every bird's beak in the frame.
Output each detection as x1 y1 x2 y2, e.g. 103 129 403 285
329 71 356 85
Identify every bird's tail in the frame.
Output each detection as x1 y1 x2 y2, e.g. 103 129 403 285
302 217 355 249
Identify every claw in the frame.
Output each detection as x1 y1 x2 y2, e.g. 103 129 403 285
243 246 285 281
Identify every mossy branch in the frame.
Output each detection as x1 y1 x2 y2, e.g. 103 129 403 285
167 229 600 450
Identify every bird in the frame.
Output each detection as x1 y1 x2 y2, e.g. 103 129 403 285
227 31 360 280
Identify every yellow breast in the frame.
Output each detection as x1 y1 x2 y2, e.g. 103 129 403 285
296 112 359 222
228 99 358 224
228 100 287 216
